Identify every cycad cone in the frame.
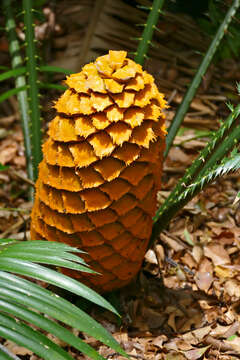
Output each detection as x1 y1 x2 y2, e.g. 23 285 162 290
31 50 166 292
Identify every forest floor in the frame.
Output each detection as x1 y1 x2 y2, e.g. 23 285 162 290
1 1 240 359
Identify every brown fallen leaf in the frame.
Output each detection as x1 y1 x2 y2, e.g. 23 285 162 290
183 345 210 360
0 143 17 164
223 321 240 339
224 335 240 352
168 147 190 164
210 323 236 338
214 265 236 279
182 325 211 345
192 245 203 264
4 340 33 356
204 242 230 266
144 249 158 265
198 258 213 274
142 306 165 330
151 335 168 348
166 353 186 360
224 279 240 299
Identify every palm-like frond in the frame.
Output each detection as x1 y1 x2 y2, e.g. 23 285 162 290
154 103 240 223
151 149 240 241
0 240 127 360
179 150 240 201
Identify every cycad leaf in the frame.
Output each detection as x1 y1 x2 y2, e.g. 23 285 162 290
0 298 105 360
154 103 240 222
179 152 240 202
39 65 73 75
0 275 126 357
0 254 94 272
0 86 27 103
0 239 84 252
0 257 115 313
0 314 71 360
0 241 127 358
0 240 93 272
0 67 26 82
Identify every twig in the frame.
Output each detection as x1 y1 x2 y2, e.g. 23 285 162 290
9 169 35 187
205 335 238 353
0 217 28 239
153 243 165 288
106 353 145 359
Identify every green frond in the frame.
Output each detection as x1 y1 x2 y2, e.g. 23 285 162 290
234 191 240 205
39 65 73 75
179 152 240 202
151 150 240 244
0 67 26 82
0 86 27 103
237 81 240 95
23 0 42 180
134 0 165 65
154 103 240 223
165 0 240 157
0 240 128 360
2 0 34 193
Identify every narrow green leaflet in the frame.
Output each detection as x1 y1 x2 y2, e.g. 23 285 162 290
0 239 128 358
179 152 240 201
0 240 93 271
0 314 71 360
0 259 118 315
39 65 73 75
0 67 26 82
165 0 240 156
0 164 9 171
0 299 105 360
154 103 240 223
0 275 127 358
0 241 118 314
0 254 95 273
0 86 27 103
3 0 34 186
0 239 84 252
134 0 165 65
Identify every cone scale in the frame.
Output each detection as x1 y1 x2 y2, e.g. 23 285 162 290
31 51 166 292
